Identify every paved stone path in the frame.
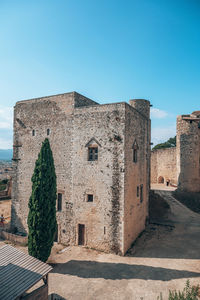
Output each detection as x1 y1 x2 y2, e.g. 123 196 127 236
47 190 200 300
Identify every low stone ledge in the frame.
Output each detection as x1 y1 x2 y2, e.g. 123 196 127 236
0 230 28 245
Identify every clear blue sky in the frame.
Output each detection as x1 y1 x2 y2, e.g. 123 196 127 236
0 0 200 149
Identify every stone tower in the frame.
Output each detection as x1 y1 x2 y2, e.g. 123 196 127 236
176 111 200 192
11 92 151 255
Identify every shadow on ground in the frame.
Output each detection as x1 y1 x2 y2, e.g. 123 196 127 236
126 190 200 260
126 223 200 259
51 260 200 281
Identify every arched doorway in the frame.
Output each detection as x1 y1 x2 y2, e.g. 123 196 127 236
158 176 164 184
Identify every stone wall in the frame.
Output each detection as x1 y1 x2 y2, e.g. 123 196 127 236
151 110 200 192
23 283 48 300
12 92 150 255
176 114 200 192
12 93 75 233
71 103 125 254
0 230 27 245
123 100 151 253
151 147 177 185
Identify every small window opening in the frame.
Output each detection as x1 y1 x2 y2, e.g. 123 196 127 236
32 130 35 136
140 184 143 203
137 186 139 197
104 226 106 235
87 194 93 202
88 147 98 161
133 149 137 162
47 128 50 135
57 193 62 211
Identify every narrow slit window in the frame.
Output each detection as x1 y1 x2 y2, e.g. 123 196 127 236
47 128 50 135
32 130 35 136
140 184 143 203
133 149 137 162
132 140 139 163
87 194 93 202
104 226 106 235
137 186 139 197
88 147 98 161
57 193 62 211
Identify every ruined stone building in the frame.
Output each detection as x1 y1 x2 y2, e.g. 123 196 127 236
11 92 151 255
151 110 200 192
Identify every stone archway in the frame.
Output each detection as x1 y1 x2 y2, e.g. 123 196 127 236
158 176 164 184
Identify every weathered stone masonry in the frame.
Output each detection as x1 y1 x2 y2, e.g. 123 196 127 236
151 110 200 192
151 147 177 186
176 111 200 192
11 92 151 255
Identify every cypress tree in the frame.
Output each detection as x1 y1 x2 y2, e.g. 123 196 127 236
28 138 57 262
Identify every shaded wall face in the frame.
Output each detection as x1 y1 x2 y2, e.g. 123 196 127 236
71 104 125 254
12 93 75 234
177 117 200 192
124 104 150 254
151 148 177 185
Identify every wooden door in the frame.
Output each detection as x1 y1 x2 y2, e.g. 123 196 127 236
78 224 85 245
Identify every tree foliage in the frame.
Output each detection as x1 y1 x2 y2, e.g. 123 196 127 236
28 138 57 262
152 136 176 151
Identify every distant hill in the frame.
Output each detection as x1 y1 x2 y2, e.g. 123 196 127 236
0 149 13 161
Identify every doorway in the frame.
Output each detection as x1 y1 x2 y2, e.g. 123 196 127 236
78 224 85 245
158 176 164 184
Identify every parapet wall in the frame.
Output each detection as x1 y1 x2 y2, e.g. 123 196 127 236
151 147 177 185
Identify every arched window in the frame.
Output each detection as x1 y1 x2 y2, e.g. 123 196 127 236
158 176 164 184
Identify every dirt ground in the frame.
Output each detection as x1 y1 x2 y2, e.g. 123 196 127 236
0 199 11 223
1 190 200 300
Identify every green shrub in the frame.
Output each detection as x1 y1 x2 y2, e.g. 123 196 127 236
0 184 6 191
168 280 200 300
1 179 8 185
152 136 176 151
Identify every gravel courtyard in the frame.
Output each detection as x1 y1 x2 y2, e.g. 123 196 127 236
1 190 200 299
47 190 200 300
